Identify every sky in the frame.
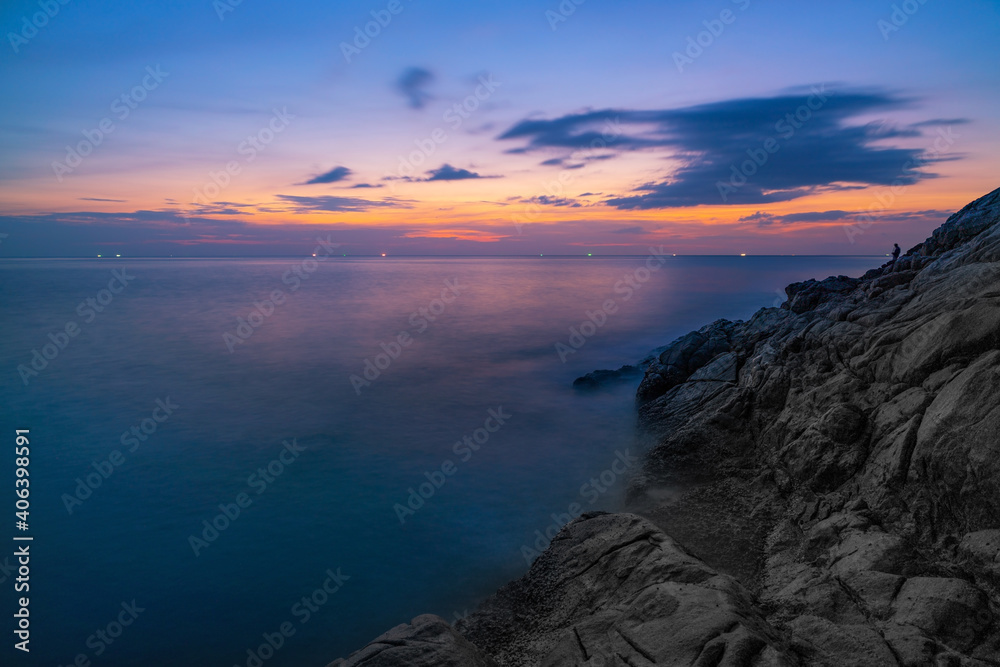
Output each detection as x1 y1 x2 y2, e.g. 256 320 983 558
1 0 999 256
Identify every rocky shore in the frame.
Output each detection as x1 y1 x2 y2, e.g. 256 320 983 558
329 187 1000 666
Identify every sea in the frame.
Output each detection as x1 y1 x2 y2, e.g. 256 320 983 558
0 255 878 666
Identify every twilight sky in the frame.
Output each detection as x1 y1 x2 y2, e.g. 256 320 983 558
1 0 998 256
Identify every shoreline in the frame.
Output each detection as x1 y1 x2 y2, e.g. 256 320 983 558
330 186 1000 666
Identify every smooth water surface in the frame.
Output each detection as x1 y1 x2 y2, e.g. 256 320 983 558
0 255 879 666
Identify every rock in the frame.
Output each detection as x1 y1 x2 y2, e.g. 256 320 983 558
786 615 897 666
921 186 1000 257
637 320 736 404
892 577 991 652
572 364 643 390
782 275 861 314
841 569 905 618
628 187 1000 665
960 530 1000 565
459 512 795 666
327 614 498 667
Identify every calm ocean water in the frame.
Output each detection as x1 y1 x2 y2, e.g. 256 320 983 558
0 255 878 666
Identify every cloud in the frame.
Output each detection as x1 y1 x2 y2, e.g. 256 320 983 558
275 195 411 212
423 164 497 181
531 195 581 207
350 183 383 189
497 88 965 208
738 208 952 226
79 197 127 202
303 166 352 184
610 225 645 234
739 209 855 225
396 67 434 109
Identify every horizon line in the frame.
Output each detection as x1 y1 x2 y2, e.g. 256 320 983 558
0 254 891 260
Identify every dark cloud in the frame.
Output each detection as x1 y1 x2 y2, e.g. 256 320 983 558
739 209 855 225
499 109 635 151
739 208 952 227
424 164 496 181
303 166 352 185
910 118 969 128
610 226 645 234
540 158 564 166
497 88 965 209
396 67 434 109
275 195 411 212
350 183 383 189
79 197 127 202
531 195 581 207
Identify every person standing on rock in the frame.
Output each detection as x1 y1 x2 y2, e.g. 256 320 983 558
890 243 901 270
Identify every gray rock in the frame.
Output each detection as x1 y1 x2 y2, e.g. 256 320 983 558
327 614 498 667
459 512 795 666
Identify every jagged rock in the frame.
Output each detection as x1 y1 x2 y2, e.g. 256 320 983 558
920 186 1000 257
782 275 861 314
637 320 736 403
327 614 498 667
630 187 1000 665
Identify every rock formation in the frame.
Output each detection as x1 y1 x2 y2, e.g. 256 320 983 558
330 187 1000 666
